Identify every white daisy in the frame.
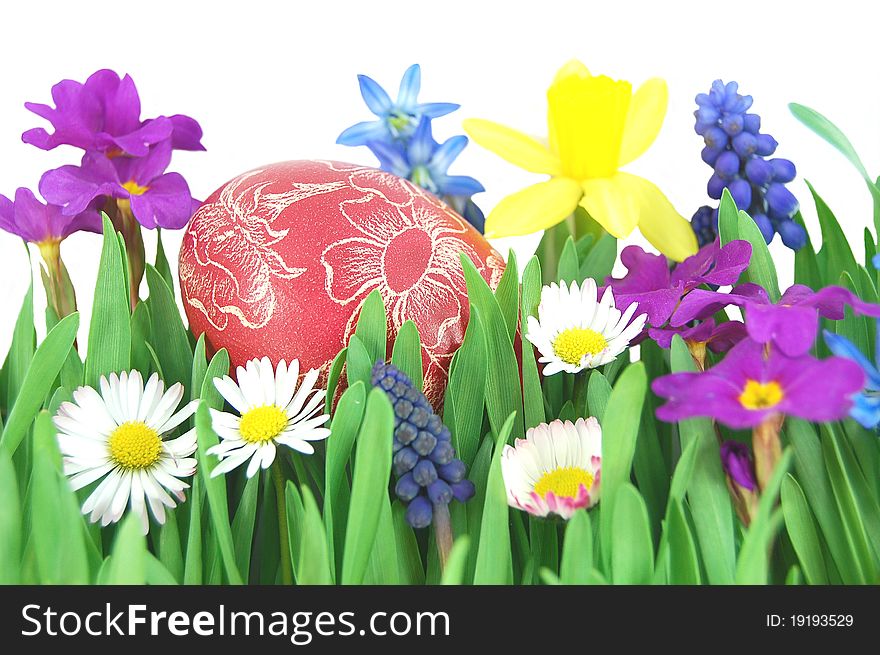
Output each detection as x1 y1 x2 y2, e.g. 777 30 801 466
525 278 647 375
207 357 331 478
501 417 602 519
54 371 199 534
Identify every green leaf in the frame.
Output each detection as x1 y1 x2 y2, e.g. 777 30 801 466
145 265 193 390
717 189 779 300
346 334 373 388
183 474 203 584
793 212 822 288
324 382 366 580
194 402 243 584
200 349 230 408
786 418 862 583
781 474 828 585
666 500 701 585
599 363 647 573
1 313 79 455
579 234 618 284
231 474 260 581
445 304 487 467
461 255 525 440
325 347 348 415
790 102 880 236
355 289 387 365
363 494 400 584
464 434 494 583
440 536 471 585
154 228 174 290
559 510 592 584
610 483 654 584
5 282 35 413
391 320 423 390
392 501 425 584
586 370 611 421
521 257 546 429
473 412 516 584
807 181 860 284
670 336 736 584
341 388 394 584
157 511 184 583
85 215 130 388
736 449 792 584
130 301 153 375
0 449 21 583
557 236 579 284
298 486 333 584
106 514 147 584
494 250 519 341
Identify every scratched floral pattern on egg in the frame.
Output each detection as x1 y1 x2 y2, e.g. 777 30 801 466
179 160 504 407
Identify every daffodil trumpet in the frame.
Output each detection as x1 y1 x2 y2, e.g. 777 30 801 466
464 59 698 262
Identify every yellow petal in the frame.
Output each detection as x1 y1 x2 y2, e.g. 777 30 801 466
484 178 583 238
463 118 561 175
622 173 698 261
579 175 640 238
548 74 632 179
619 78 668 167
552 59 591 84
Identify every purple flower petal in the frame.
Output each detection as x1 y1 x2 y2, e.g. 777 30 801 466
110 118 172 158
745 302 817 356
805 285 880 321
116 140 173 186
129 172 193 229
699 239 752 286
167 114 205 151
776 355 864 423
653 371 763 428
39 154 122 216
720 441 757 490
707 320 748 353
670 241 718 288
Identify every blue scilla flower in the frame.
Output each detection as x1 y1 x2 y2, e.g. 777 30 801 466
337 64 459 146
370 361 475 528
369 117 486 231
824 326 880 430
692 80 805 250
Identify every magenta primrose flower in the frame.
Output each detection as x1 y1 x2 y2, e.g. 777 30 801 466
22 69 204 156
720 441 758 491
650 317 747 352
652 338 864 429
607 239 752 327
39 141 196 229
0 187 101 246
671 282 880 357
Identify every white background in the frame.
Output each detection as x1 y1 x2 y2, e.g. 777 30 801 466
1 0 878 355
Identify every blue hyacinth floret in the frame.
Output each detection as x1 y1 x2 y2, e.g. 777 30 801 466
370 361 475 529
692 80 805 250
337 64 486 232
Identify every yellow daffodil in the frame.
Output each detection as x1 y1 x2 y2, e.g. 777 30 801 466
463 60 697 261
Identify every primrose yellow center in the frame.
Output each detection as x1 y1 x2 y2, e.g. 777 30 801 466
552 328 608 365
122 180 150 196
239 405 288 444
534 466 594 499
739 380 784 410
108 421 162 470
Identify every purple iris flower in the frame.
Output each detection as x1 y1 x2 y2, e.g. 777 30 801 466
671 282 880 357
0 187 101 244
22 69 204 156
652 338 864 429
720 441 758 491
607 240 752 328
39 141 195 229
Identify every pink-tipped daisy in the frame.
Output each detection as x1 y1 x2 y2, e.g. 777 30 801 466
501 417 602 519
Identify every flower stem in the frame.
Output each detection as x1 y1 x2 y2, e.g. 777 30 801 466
109 199 145 310
752 414 783 491
271 462 294 585
433 502 453 570
38 240 77 320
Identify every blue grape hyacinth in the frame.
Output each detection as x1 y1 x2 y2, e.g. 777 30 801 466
692 80 805 250
370 361 475 529
337 64 486 232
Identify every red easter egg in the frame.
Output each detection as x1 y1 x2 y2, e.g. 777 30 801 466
179 160 505 407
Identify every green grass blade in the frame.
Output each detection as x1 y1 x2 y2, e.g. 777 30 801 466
440 536 471 585
355 289 387 365
298 486 333 584
1 313 79 455
781 474 828 585
610 483 654 584
106 514 147 584
391 320 423 389
559 510 593 584
145 265 193 389
493 250 519 341
341 388 394 584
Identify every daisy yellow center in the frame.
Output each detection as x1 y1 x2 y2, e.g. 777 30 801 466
552 328 608 365
739 380 784 410
123 180 150 196
239 404 288 444
534 466 594 499
108 421 162 470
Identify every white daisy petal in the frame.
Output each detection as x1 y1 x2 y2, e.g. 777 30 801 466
157 399 199 435
501 418 603 520
213 376 249 413
246 447 265 478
